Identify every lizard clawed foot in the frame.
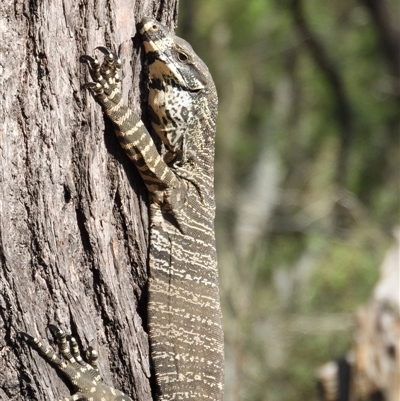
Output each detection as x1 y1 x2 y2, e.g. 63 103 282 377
80 46 122 105
20 325 102 379
83 81 104 95
20 325 133 401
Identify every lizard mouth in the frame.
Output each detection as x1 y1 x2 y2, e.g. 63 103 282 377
137 18 206 93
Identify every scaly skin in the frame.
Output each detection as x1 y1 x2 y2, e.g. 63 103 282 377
21 325 132 401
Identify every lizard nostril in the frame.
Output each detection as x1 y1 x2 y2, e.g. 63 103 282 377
152 24 158 31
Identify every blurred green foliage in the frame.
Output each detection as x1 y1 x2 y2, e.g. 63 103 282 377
178 0 399 400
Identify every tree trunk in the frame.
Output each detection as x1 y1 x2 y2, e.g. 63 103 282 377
0 0 178 399
290 0 355 234
361 0 400 81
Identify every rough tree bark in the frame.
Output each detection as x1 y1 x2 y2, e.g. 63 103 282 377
361 0 400 81
0 0 178 400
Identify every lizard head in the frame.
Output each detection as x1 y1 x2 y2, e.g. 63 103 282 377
139 17 211 92
138 18 217 169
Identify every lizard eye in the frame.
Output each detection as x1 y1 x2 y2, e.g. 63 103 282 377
177 51 189 63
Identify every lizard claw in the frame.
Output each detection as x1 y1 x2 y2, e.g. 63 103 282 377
95 46 116 57
83 82 104 94
95 46 122 69
19 331 35 343
48 323 60 334
86 346 99 370
95 46 112 54
80 54 100 67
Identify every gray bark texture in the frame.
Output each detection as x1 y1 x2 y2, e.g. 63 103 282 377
0 0 179 400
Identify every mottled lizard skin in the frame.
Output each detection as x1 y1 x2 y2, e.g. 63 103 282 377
22 17 224 401
20 325 132 401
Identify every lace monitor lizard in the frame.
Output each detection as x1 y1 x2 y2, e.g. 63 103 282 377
21 17 224 401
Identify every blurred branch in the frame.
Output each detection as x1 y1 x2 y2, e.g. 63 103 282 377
361 0 400 80
289 0 354 232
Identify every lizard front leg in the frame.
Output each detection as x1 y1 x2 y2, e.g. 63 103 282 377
80 48 182 199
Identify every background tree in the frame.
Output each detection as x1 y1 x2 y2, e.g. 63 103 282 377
0 0 178 399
